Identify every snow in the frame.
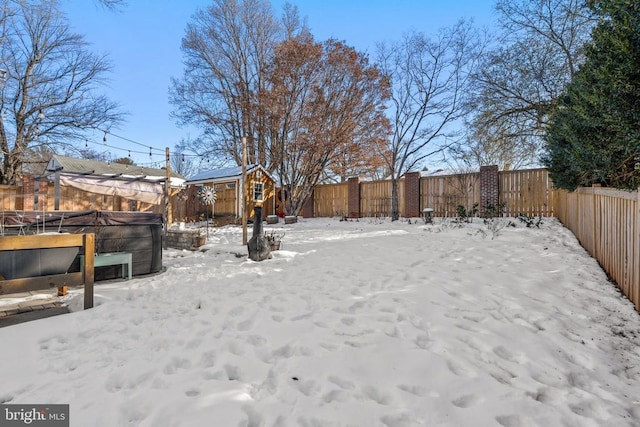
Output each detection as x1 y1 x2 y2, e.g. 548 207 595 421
1 217 639 427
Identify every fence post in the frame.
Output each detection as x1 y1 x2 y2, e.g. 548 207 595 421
22 174 34 211
404 172 421 218
348 176 360 218
83 233 95 310
636 188 640 311
592 184 600 260
480 165 499 215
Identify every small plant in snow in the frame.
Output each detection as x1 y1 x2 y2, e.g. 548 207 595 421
367 215 386 225
264 230 285 250
480 202 505 220
517 213 544 228
479 202 510 239
455 203 478 223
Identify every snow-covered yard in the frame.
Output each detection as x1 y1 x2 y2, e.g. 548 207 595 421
1 217 639 426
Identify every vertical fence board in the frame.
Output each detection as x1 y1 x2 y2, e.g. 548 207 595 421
554 187 639 311
499 168 553 217
360 180 393 217
313 183 349 217
420 172 480 217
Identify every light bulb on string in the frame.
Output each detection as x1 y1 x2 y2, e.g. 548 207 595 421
103 132 107 144
149 147 152 158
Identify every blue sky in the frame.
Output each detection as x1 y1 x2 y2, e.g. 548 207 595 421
62 0 497 168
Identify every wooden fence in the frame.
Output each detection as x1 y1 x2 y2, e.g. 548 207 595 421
554 187 640 311
312 168 553 219
0 185 23 211
360 180 405 217
314 182 349 217
420 172 481 217
500 169 554 217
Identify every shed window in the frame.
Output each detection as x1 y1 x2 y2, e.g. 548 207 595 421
226 183 236 189
253 182 264 202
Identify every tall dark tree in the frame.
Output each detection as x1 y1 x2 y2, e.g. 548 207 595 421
0 0 123 185
543 0 640 190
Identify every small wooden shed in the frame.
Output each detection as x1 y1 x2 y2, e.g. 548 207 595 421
185 164 276 220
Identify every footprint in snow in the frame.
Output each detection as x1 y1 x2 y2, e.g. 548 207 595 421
341 316 356 326
163 357 192 375
227 306 244 317
495 414 524 427
361 385 393 405
198 350 216 368
415 333 432 349
185 389 200 397
224 364 242 381
446 359 476 378
493 345 525 364
397 384 427 396
327 375 355 390
236 316 256 331
451 393 480 408
295 379 319 396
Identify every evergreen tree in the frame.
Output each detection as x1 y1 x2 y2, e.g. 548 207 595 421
542 0 640 190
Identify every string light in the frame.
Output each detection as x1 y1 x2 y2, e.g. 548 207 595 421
81 130 206 165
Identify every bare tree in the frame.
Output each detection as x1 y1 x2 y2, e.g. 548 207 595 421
170 141 198 179
172 1 389 215
170 0 291 170
0 0 123 185
97 0 127 10
262 37 390 215
449 113 540 171
461 0 596 168
376 20 485 221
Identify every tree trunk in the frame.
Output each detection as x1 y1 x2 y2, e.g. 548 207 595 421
391 177 400 221
3 151 23 186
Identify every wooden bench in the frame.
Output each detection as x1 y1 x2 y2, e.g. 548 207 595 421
81 252 132 280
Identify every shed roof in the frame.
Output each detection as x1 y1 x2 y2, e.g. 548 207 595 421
186 164 274 184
